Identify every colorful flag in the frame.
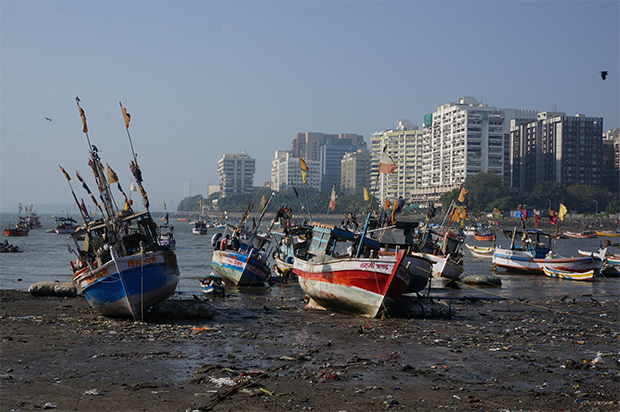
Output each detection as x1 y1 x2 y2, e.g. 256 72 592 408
120 103 131 128
558 203 568 222
58 165 71 181
299 157 309 185
106 164 119 184
164 201 167 210
260 195 268 212
129 181 137 192
328 183 338 210
492 208 504 220
457 187 468 203
77 104 88 133
378 147 396 174
363 187 370 202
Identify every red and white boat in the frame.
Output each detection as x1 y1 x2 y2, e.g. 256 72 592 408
54 216 79 234
294 223 432 318
4 221 30 237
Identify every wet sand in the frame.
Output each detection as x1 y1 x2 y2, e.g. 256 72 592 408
1 289 618 412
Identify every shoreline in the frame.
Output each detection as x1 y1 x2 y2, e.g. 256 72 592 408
1 289 618 411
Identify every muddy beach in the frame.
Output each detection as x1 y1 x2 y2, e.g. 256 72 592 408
1 289 618 412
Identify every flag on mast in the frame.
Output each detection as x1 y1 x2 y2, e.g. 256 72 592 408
106 164 119 184
558 203 568 222
58 165 71 181
77 104 88 133
363 187 370 202
328 183 338 210
120 103 131 129
299 157 309 185
378 147 396 174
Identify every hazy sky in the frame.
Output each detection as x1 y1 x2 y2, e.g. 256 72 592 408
1 1 618 213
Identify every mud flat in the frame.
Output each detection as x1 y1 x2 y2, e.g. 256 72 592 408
1 289 618 411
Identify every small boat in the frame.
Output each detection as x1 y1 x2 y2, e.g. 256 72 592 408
25 211 43 229
465 244 494 259
157 224 176 250
493 228 604 273
579 249 620 265
4 208 30 236
177 217 190 222
192 220 208 235
54 216 79 234
542 266 595 281
420 229 464 280
596 230 620 237
293 221 433 318
200 273 225 296
473 224 495 241
563 230 597 239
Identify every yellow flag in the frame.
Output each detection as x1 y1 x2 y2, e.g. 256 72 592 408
363 187 370 202
558 203 568 222
77 104 88 133
120 103 131 128
457 187 468 203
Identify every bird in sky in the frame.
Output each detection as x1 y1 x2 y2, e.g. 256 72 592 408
600 71 608 80
44 117 52 122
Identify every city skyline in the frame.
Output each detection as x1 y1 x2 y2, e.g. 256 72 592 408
1 1 618 212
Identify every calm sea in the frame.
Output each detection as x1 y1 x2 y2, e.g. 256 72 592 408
1 212 618 302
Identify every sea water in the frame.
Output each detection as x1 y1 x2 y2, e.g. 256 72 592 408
1 212 618 302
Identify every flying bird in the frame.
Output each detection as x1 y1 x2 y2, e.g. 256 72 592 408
45 117 52 122
600 71 608 80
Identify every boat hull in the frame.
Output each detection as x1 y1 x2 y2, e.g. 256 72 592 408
427 254 464 280
493 248 602 273
212 249 271 286
294 251 431 318
73 250 179 320
596 230 620 237
4 228 29 236
542 266 594 281
473 234 495 241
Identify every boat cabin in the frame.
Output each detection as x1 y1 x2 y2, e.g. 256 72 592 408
502 228 551 258
307 223 379 258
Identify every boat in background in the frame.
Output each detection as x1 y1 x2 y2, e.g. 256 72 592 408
563 230 597 239
157 224 176 250
177 217 190 222
596 230 620 237
465 244 494 259
493 228 604 273
200 273 225 296
54 216 79 234
473 224 496 241
4 217 30 237
192 220 208 235
543 266 595 281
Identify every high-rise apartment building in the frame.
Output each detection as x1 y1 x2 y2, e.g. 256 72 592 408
370 120 424 202
341 148 370 196
217 151 256 197
602 128 620 194
291 132 365 192
270 150 320 192
414 97 538 203
511 112 604 192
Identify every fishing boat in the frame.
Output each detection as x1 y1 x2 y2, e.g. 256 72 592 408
563 230 597 239
192 220 208 235
3 217 30 237
25 211 43 229
211 191 275 287
157 224 176 250
66 100 179 320
596 230 620 237
211 223 272 286
465 243 494 259
472 223 495 241
493 228 604 273
200 273 225 296
578 249 620 265
54 216 79 234
542 266 595 281
177 217 190 222
293 221 433 318
419 229 464 280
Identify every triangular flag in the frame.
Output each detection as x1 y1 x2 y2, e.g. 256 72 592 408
77 104 88 133
58 165 71 181
120 102 131 129
129 181 137 192
106 164 119 184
